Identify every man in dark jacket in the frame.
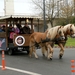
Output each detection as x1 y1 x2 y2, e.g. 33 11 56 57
22 23 31 34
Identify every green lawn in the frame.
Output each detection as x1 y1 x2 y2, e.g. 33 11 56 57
55 37 75 46
65 37 75 46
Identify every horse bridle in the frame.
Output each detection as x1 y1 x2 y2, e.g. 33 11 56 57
70 27 75 36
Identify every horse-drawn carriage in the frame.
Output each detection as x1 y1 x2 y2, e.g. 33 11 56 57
0 15 75 60
0 15 40 55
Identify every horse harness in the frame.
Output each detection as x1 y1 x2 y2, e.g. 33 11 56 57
30 36 65 48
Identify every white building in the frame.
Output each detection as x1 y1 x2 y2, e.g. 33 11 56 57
4 0 14 15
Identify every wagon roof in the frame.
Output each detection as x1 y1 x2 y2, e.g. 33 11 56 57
0 15 41 20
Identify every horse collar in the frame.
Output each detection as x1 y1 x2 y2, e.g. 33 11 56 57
41 37 51 43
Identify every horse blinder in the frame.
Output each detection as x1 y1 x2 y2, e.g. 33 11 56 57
70 28 73 32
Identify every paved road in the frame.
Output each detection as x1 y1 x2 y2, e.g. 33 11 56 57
0 48 75 75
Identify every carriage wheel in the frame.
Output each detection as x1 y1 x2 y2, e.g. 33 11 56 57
8 49 14 55
26 47 30 54
27 50 29 54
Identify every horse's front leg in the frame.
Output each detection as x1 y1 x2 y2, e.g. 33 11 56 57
41 46 45 56
47 44 54 60
58 43 65 59
41 46 48 57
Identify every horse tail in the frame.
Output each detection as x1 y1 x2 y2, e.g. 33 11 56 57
29 33 36 47
29 33 35 43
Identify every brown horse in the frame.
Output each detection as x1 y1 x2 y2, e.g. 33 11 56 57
51 24 75 59
29 26 65 60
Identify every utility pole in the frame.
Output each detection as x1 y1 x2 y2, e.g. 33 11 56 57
43 0 46 32
66 0 68 24
57 1 59 18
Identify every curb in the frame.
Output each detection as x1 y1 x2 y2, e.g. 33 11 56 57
54 46 75 48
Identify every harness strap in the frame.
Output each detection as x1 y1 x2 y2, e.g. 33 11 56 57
54 36 67 44
41 38 51 43
30 37 66 48
30 37 52 48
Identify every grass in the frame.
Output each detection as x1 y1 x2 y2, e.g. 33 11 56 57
65 37 75 46
55 37 75 47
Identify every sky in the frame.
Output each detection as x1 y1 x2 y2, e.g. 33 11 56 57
0 0 72 16
0 0 36 16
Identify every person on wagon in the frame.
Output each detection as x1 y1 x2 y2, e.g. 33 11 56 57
8 24 13 43
12 25 20 34
2 25 6 32
22 23 31 34
0 25 3 32
9 25 20 42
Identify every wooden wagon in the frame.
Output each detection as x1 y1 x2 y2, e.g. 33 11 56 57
0 15 40 55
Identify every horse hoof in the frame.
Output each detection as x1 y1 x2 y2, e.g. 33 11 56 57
50 58 52 60
43 54 45 57
29 55 32 58
59 55 62 59
36 57 38 59
35 57 38 59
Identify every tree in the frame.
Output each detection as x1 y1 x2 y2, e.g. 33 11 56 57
59 0 74 24
32 0 58 27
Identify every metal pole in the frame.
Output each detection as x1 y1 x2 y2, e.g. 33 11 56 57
43 0 46 32
37 19 39 32
66 0 68 24
57 1 59 18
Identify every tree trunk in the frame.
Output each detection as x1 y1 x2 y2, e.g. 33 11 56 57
49 20 53 27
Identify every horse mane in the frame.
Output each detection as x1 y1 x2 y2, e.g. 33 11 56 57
63 24 75 33
47 26 62 40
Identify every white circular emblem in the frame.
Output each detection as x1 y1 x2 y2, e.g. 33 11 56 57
15 36 25 46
